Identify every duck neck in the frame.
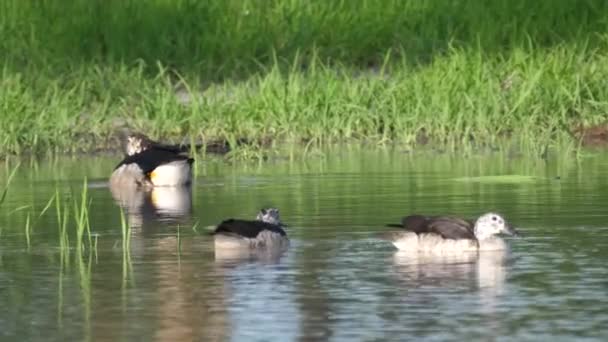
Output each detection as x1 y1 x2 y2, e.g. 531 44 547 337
473 225 493 241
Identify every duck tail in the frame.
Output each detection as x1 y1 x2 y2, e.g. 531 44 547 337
376 231 402 241
203 225 219 235
385 223 403 228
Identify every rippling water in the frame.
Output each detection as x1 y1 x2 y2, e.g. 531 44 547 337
1 149 608 341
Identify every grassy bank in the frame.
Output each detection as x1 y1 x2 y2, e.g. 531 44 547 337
1 0 608 156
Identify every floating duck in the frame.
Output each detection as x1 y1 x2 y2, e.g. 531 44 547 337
383 212 518 252
110 133 194 188
211 208 289 250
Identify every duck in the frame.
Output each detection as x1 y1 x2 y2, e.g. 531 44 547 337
383 212 518 252
110 133 194 189
211 208 289 250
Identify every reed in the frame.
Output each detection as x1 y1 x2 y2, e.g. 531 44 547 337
73 178 93 252
0 164 19 207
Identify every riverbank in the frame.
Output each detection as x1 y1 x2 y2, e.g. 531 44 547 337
2 0 607 156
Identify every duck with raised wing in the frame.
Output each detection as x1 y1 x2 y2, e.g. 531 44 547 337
211 208 289 250
110 133 194 188
383 212 519 252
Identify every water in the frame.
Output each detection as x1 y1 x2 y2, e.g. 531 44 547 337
1 149 608 341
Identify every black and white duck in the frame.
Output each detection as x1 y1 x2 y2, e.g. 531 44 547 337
110 133 194 188
383 212 519 252
211 208 289 250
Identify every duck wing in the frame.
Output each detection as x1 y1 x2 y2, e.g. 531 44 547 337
151 142 190 155
426 217 476 240
212 219 286 238
153 141 231 155
385 214 430 230
402 215 433 233
115 148 194 174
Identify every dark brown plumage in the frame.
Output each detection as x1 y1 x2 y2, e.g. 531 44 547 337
386 215 477 240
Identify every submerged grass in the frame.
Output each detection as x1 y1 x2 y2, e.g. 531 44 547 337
1 0 608 155
0 163 19 207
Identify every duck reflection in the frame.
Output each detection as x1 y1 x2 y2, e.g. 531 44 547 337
393 250 507 288
213 249 300 341
152 237 230 342
89 237 231 341
392 248 508 296
213 247 288 267
109 182 192 229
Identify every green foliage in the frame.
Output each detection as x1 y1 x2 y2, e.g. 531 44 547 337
1 0 607 155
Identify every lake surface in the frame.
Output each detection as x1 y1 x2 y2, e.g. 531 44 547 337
1 148 608 341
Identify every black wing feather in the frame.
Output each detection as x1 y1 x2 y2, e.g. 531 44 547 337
154 141 231 155
212 219 286 238
115 148 194 173
387 214 476 240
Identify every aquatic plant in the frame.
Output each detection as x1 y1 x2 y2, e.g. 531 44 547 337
73 178 93 252
55 189 70 252
119 207 131 253
118 207 135 291
0 164 19 207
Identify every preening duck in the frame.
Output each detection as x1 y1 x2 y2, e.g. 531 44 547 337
383 212 519 252
211 208 289 250
110 133 194 188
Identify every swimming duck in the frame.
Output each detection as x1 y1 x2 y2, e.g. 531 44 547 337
211 208 289 250
383 212 518 252
110 135 194 188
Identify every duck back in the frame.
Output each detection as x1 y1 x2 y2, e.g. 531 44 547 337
213 219 286 238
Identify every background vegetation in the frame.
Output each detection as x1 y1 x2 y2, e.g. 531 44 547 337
2 0 608 155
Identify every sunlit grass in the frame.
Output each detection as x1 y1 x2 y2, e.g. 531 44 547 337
0 1 607 156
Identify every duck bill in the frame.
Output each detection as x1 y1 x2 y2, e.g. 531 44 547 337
505 223 521 237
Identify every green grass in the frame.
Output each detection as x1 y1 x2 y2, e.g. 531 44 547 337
0 164 19 207
1 0 608 156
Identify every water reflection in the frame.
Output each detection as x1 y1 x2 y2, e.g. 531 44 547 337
109 183 192 228
392 249 507 296
3 151 608 340
216 249 300 341
152 238 230 342
213 238 289 266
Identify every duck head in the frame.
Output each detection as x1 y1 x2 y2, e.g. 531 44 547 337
473 212 518 240
126 133 154 156
256 208 282 225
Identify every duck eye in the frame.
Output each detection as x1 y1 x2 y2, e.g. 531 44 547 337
492 216 497 221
